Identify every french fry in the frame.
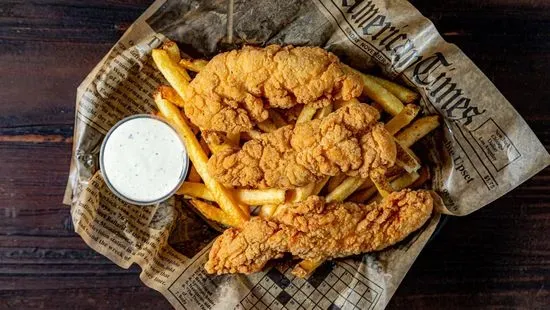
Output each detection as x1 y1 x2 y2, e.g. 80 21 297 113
326 177 366 203
177 182 285 205
226 132 240 146
385 104 420 135
296 105 318 123
269 110 288 128
366 75 419 104
368 171 420 203
154 93 249 224
391 171 420 191
179 58 208 72
410 166 430 188
235 188 286 206
327 174 347 193
346 67 404 116
162 41 181 63
371 102 384 113
177 182 214 200
186 165 202 182
314 104 333 119
158 85 186 108
260 204 278 218
152 49 192 99
271 182 316 218
292 257 325 278
190 199 237 227
395 141 421 173
371 173 393 198
348 185 378 203
257 118 277 132
288 183 316 203
157 85 201 135
384 165 405 178
313 176 330 195
396 115 440 148
358 178 374 190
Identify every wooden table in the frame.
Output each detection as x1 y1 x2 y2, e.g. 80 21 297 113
1 1 548 308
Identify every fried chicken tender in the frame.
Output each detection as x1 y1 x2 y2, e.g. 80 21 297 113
182 45 363 134
207 103 396 189
205 189 433 274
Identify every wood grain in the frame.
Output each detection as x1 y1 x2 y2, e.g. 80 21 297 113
0 1 548 309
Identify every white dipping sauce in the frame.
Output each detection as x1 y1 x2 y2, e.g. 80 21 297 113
101 115 187 204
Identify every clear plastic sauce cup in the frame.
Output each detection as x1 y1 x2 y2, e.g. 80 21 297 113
100 114 189 205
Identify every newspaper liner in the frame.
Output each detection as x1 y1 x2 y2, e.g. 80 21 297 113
63 0 550 309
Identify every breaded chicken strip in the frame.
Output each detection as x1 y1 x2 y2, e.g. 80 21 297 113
205 189 433 274
182 45 363 133
207 103 396 189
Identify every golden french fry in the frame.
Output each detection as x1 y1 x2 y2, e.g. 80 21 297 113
271 182 316 217
177 182 214 200
369 171 421 203
179 58 208 72
288 183 316 203
313 176 330 195
226 132 240 146
269 110 288 128
186 165 202 182
346 67 404 116
392 170 420 190
384 165 405 179
257 118 277 133
410 166 430 188
314 104 333 119
396 115 440 148
371 102 384 113
327 174 347 193
235 188 286 206
190 199 237 227
395 141 421 173
152 49 192 99
385 104 421 135
371 173 393 198
157 85 202 135
162 41 181 63
154 93 249 224
349 185 378 203
367 75 419 104
296 105 318 124
358 178 374 190
326 177 367 203
260 204 278 218
292 257 325 278
158 85 186 108
177 182 285 205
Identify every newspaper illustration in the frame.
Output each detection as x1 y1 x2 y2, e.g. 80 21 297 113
64 0 550 309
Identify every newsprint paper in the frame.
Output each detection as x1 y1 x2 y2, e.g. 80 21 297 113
64 1 550 309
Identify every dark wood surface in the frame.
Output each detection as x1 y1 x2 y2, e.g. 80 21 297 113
0 0 549 309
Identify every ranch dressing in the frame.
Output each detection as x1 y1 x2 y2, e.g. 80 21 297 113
100 115 188 205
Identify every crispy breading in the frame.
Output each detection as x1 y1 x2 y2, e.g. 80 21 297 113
205 189 433 274
182 45 363 133
207 103 396 189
